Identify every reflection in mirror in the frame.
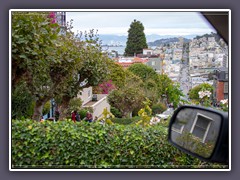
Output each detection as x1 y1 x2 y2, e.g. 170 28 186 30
170 107 222 158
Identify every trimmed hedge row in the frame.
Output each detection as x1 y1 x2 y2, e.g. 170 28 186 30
111 116 141 125
11 119 226 169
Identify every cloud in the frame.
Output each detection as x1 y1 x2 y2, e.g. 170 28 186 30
66 11 216 36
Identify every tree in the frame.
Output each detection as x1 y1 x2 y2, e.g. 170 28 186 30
12 12 110 121
56 33 111 119
12 12 65 121
12 12 60 90
158 74 184 108
12 81 35 119
107 71 145 118
128 63 158 82
124 19 148 56
128 63 161 104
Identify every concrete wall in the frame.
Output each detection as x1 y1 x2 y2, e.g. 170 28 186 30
78 87 92 105
92 96 110 119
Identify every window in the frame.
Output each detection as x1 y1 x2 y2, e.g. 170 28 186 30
152 61 156 66
190 113 213 143
147 51 151 56
224 82 228 93
224 93 228 99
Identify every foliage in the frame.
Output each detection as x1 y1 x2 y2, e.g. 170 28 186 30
12 81 35 119
110 107 122 118
12 11 82 121
94 80 116 94
136 98 152 127
108 87 145 118
159 74 184 108
167 82 184 108
68 98 83 114
97 108 115 125
124 19 148 56
188 83 214 102
198 90 212 107
78 109 88 120
106 60 126 88
220 99 228 112
111 116 141 125
128 63 161 104
108 71 145 118
42 101 51 116
128 63 158 82
12 12 110 121
151 103 167 115
11 119 227 169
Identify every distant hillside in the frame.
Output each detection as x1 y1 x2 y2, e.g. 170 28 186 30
148 37 191 46
98 34 196 46
194 32 221 42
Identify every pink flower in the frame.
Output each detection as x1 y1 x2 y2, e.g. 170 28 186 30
48 12 56 24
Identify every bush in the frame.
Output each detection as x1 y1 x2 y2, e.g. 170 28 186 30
42 101 51 116
151 103 167 115
78 109 88 120
11 119 227 169
110 107 122 118
111 116 141 125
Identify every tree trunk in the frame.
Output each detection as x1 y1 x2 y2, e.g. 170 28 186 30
32 98 48 121
58 95 72 120
122 111 130 118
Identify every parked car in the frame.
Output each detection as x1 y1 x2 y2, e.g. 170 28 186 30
156 108 174 120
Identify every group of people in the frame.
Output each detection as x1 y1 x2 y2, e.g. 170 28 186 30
71 110 93 123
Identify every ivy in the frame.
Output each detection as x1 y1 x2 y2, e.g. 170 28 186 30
11 119 227 169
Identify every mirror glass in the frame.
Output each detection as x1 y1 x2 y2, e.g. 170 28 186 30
170 107 222 158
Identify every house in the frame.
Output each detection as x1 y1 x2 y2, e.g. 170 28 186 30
146 57 162 74
212 67 228 102
143 48 153 57
77 87 110 119
116 57 148 69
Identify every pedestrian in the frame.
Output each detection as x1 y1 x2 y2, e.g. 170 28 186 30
40 116 45 122
76 111 81 122
71 110 76 123
55 109 60 122
86 111 93 123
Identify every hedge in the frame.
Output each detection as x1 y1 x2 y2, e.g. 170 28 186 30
111 116 141 125
11 119 227 169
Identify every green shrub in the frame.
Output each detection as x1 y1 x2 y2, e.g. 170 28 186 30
110 107 122 118
42 101 51 116
12 81 35 119
111 116 141 125
79 108 93 119
151 103 167 115
11 119 227 169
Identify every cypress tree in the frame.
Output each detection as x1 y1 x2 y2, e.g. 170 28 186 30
124 19 148 56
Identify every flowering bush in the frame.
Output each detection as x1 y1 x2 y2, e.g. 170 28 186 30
198 90 211 99
198 90 212 107
220 99 228 112
150 117 161 125
97 80 116 94
48 12 56 24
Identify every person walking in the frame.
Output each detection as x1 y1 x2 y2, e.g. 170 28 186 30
86 111 93 123
71 110 77 123
76 111 81 122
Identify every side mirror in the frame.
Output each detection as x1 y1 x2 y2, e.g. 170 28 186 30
168 105 229 164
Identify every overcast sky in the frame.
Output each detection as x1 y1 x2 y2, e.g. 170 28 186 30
66 11 216 36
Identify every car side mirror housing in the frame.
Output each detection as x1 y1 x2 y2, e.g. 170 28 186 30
168 105 229 164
